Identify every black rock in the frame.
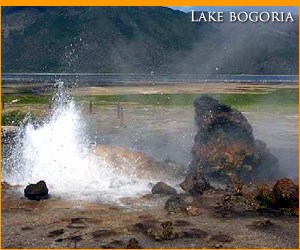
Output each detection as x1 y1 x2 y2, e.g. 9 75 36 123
151 181 177 195
24 180 49 200
164 196 188 213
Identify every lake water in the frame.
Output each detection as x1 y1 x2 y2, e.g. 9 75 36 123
2 73 298 85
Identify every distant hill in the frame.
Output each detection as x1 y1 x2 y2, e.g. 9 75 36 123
2 7 299 74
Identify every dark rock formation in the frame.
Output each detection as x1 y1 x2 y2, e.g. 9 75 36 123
24 180 49 200
180 172 210 196
273 178 298 208
151 182 177 195
164 196 188 213
190 95 279 180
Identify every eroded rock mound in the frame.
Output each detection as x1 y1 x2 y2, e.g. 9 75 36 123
190 95 279 180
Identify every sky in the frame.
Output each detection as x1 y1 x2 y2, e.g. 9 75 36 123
170 6 298 15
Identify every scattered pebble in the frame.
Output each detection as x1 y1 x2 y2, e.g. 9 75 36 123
126 238 142 249
186 205 201 216
47 229 65 238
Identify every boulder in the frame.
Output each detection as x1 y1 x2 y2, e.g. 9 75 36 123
190 95 279 180
164 196 188 213
151 182 177 195
273 178 298 208
24 180 49 200
180 171 210 196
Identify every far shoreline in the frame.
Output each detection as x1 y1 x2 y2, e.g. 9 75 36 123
1 82 298 96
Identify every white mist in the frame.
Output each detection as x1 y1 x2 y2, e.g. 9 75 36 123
3 81 152 202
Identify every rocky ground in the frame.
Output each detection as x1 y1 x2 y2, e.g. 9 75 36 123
1 181 298 249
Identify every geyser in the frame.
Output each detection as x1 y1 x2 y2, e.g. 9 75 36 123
3 81 157 202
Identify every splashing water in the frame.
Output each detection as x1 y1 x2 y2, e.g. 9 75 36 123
3 81 154 202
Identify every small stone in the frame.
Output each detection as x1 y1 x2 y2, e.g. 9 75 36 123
210 234 234 243
92 229 117 238
67 217 87 228
126 238 142 248
165 196 188 213
185 205 200 216
212 243 223 249
249 219 274 230
21 226 33 231
71 217 86 223
47 229 65 238
151 182 177 195
66 223 87 229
